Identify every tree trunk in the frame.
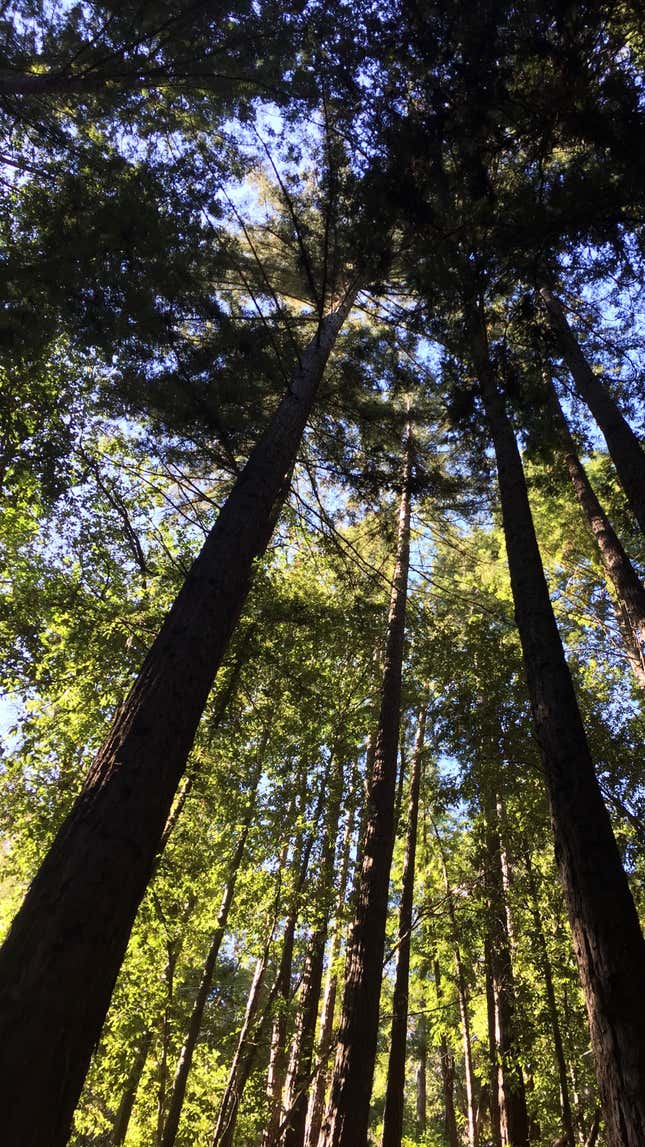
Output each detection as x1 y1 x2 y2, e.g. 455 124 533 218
468 299 645 1147
523 846 574 1147
319 425 413 1147
111 1029 153 1146
0 289 356 1147
483 794 529 1147
540 288 645 534
159 755 264 1147
381 706 427 1147
303 810 355 1147
546 379 645 683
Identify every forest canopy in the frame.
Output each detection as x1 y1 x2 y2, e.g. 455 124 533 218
0 3 644 1147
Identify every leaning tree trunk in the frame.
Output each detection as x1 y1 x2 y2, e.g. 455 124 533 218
319 425 413 1147
468 298 645 1147
546 378 645 684
483 792 529 1147
0 287 357 1147
381 706 427 1147
540 287 645 534
523 845 575 1147
159 753 265 1147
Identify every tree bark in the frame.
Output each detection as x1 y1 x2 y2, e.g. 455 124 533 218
523 846 574 1147
319 425 413 1147
546 379 645 684
540 288 645 534
468 299 645 1147
0 289 356 1147
111 1029 153 1146
415 1026 427 1136
381 706 427 1147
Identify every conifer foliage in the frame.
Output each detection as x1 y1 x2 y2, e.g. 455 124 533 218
0 3 644 1146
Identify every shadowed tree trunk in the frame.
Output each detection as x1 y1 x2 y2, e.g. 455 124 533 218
0 287 357 1147
540 288 645 534
485 935 503 1147
381 705 427 1147
523 845 574 1147
468 296 645 1147
111 1029 153 1146
546 379 645 686
319 423 413 1147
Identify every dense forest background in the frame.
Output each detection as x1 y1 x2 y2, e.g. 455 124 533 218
0 3 644 1146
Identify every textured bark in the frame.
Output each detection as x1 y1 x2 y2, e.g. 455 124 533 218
381 707 426 1147
540 288 645 534
469 301 645 1147
547 381 645 685
0 290 356 1147
160 756 264 1147
523 847 574 1147
303 810 355 1147
483 796 529 1147
320 427 412 1147
111 1029 153 1146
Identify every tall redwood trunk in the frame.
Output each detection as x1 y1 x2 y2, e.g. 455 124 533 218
540 288 645 534
319 425 413 1147
523 846 574 1147
381 706 427 1147
545 381 645 685
468 298 645 1147
483 794 529 1147
0 289 356 1147
160 754 264 1147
